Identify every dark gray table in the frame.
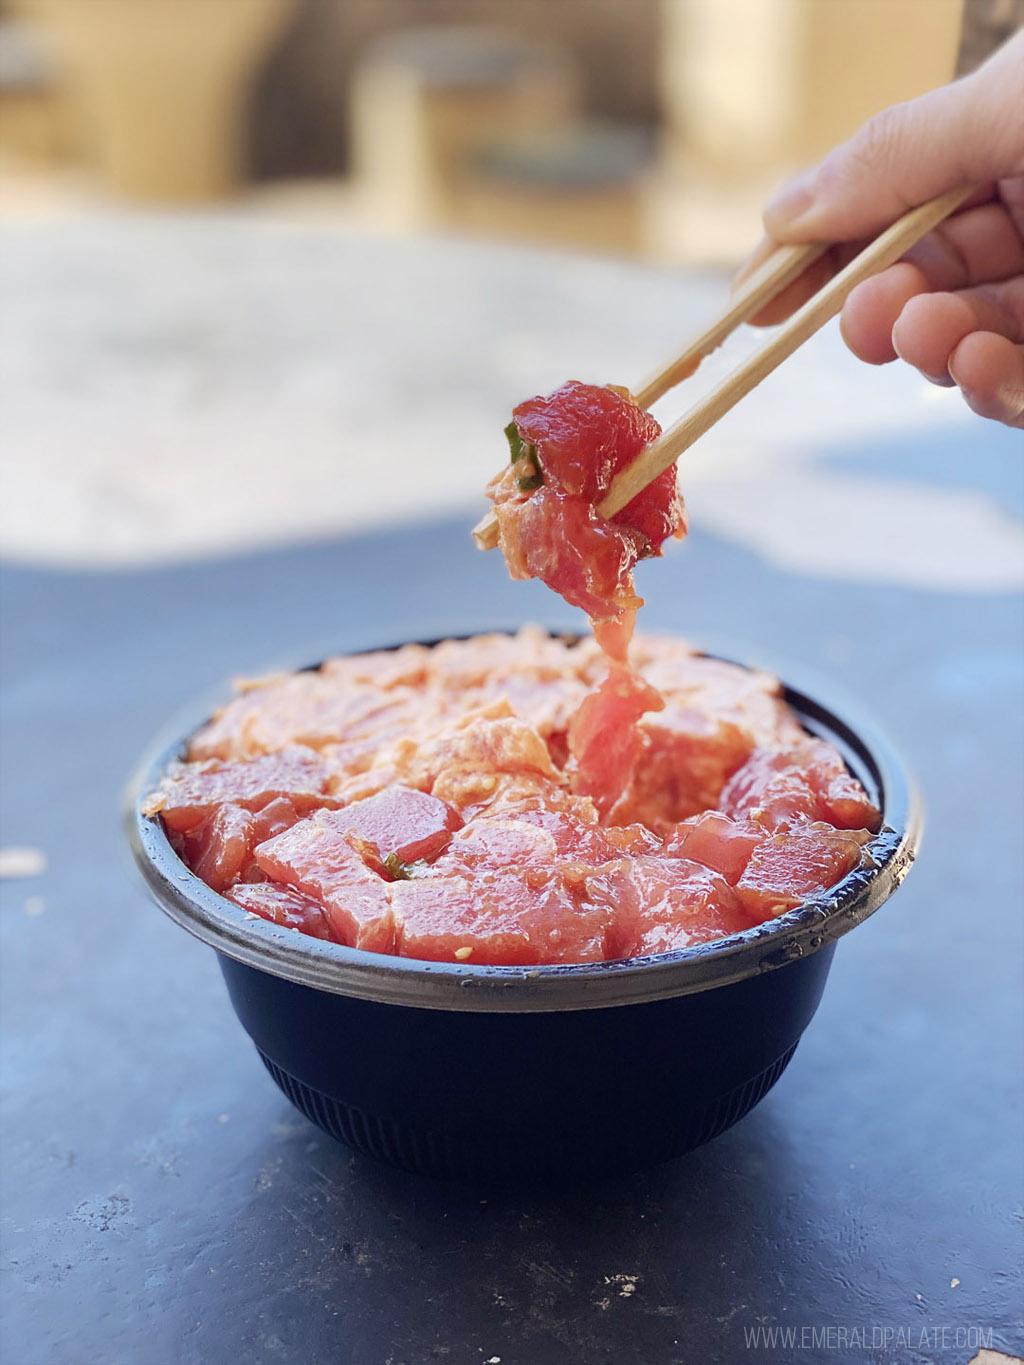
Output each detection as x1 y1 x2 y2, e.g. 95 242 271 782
2 419 1022 1364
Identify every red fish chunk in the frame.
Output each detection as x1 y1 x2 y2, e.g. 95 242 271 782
720 748 821 830
514 381 662 499
333 785 462 865
569 665 665 818
495 485 643 636
665 811 764 885
393 871 610 965
512 381 685 553
514 805 639 862
614 466 688 550
441 806 622 873
736 824 871 919
440 818 559 871
182 796 303 892
227 881 337 941
613 710 752 829
587 856 757 958
721 742 880 833
254 812 394 951
184 804 254 892
801 739 882 831
154 746 332 834
249 796 301 843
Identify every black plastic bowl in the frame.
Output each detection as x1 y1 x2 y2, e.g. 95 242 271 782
128 638 920 1183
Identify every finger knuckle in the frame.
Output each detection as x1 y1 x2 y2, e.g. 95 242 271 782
844 107 907 180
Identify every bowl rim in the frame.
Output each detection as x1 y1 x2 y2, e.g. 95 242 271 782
127 631 921 1013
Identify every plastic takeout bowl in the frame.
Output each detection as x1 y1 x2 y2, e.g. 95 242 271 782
128 635 920 1182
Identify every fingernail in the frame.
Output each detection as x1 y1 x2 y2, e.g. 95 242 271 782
764 171 816 230
892 330 954 386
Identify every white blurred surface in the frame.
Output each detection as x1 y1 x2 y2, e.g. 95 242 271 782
1 211 1021 592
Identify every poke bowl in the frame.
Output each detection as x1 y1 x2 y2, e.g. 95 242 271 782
128 630 920 1184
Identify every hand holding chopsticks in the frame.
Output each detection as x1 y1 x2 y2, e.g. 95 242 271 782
475 184 974 550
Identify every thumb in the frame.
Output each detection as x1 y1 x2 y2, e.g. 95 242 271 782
763 29 1024 243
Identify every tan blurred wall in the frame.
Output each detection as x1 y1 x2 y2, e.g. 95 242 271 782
252 0 661 179
664 0 964 176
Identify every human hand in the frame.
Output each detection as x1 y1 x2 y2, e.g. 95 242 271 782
736 29 1024 428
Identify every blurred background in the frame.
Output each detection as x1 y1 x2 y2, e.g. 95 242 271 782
0 0 964 259
4 0 1006 575
3 12 1023 1355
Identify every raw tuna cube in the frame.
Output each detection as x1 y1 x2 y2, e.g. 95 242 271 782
254 812 394 951
664 811 764 885
249 796 301 843
151 746 333 833
188 673 417 762
441 818 560 870
513 806 631 863
184 804 255 893
332 785 462 866
494 485 644 645
227 881 337 941
513 380 660 499
613 710 752 828
512 381 685 552
801 740 882 831
392 871 610 965
184 797 304 893
719 748 821 831
586 856 757 958
736 824 871 918
721 742 880 833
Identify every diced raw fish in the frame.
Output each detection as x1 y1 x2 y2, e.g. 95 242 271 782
614 465 688 549
613 710 752 829
512 805 625 863
461 673 588 739
488 383 685 649
320 643 431 690
587 856 757 958
160 632 884 965
630 644 804 750
333 785 462 865
512 380 686 553
454 772 594 823
602 822 664 857
183 796 303 892
392 871 611 965
721 743 880 833
153 746 333 834
591 612 637 664
189 673 419 762
801 739 882 831
720 748 818 830
513 381 662 500
568 665 664 817
226 881 337 941
255 812 394 951
442 818 559 869
665 811 764 885
185 804 254 892
430 713 559 780
494 486 644 644
250 796 301 843
736 824 871 918
426 626 587 689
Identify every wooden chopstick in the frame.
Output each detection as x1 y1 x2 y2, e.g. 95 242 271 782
472 238 828 552
598 185 973 520
633 239 828 408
